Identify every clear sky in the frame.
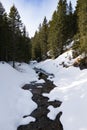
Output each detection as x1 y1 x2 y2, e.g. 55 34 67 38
0 0 77 37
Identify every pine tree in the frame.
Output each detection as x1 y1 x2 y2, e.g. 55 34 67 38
68 1 73 15
48 0 68 58
9 5 22 34
9 5 22 67
67 1 75 39
0 2 5 60
39 16 48 60
0 2 5 15
22 26 31 62
2 13 10 61
77 0 87 55
57 0 68 53
0 2 31 63
31 31 42 61
48 11 59 58
32 18 48 61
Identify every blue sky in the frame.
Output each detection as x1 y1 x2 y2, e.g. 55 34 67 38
0 0 77 37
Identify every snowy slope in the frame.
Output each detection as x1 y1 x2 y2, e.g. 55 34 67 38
35 50 87 130
0 62 43 130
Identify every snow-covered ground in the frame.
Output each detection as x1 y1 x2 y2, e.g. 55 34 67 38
35 49 87 130
0 62 44 130
1 49 87 130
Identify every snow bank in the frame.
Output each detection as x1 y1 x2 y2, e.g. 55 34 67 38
0 62 39 130
35 50 87 130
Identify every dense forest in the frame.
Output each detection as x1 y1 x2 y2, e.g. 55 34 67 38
0 0 87 66
0 2 31 67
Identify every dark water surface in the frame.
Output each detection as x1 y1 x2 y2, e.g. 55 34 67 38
17 74 63 130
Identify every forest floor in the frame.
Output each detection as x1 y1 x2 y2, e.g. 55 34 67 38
17 73 63 130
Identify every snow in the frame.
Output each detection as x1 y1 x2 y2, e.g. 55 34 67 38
36 79 45 84
0 62 43 130
37 86 43 88
35 49 87 130
64 40 74 50
47 106 59 120
20 116 36 125
1 48 87 130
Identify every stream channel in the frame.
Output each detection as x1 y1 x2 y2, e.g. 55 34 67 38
17 71 63 130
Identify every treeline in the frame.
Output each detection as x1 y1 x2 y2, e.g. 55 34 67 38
0 2 31 67
32 0 87 60
0 0 87 64
31 0 77 60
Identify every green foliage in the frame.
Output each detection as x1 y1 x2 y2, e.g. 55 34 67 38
48 0 68 58
32 0 77 59
31 31 42 61
0 2 31 65
77 0 87 55
40 17 48 59
32 17 48 61
48 11 60 58
1 0 87 63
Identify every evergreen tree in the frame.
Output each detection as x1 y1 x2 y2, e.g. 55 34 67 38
67 1 74 39
57 0 67 53
2 13 11 61
68 1 73 15
22 26 31 62
0 2 5 60
77 0 87 55
68 1 77 39
0 2 31 63
31 31 42 61
48 11 59 58
48 0 68 58
39 17 48 60
9 5 22 34
32 18 48 61
0 2 5 15
9 5 22 67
